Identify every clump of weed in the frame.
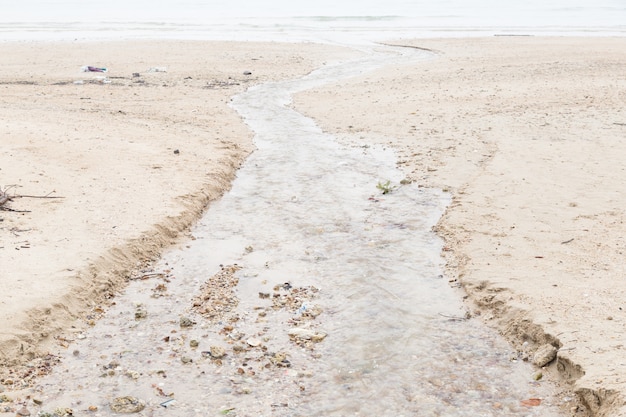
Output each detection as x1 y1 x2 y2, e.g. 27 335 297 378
376 180 397 195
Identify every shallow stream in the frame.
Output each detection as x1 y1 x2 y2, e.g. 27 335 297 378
29 45 572 416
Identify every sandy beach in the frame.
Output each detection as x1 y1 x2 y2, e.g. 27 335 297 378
1 37 625 415
0 40 355 362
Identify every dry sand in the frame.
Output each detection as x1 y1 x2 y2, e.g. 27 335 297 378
293 37 626 416
0 40 356 366
1 37 625 416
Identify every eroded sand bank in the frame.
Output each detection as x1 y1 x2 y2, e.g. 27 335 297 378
0 40 356 367
293 37 626 416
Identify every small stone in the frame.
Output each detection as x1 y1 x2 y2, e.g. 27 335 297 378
179 316 194 328
533 371 543 381
134 304 148 320
533 344 558 367
181 356 193 364
88 405 98 411
288 328 327 342
125 370 141 380
243 71 252 76
110 396 145 413
246 338 262 347
209 346 226 359
189 339 199 348
32 399 43 405
16 406 30 416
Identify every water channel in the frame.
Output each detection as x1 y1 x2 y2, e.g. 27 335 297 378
29 44 572 416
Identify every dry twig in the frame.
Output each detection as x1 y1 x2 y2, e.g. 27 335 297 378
0 186 64 212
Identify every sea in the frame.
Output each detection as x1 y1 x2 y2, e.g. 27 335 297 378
1 0 625 43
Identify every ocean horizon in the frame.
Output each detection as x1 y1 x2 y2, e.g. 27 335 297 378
1 0 625 43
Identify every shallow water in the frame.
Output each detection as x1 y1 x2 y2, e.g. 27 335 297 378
28 45 573 416
2 0 625 41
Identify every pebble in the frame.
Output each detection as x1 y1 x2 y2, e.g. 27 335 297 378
190 339 199 348
288 328 327 342
110 396 145 413
209 346 226 359
16 406 30 416
134 304 148 320
180 316 195 328
533 344 558 367
246 338 262 347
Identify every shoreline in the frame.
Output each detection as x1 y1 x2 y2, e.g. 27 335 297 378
293 36 626 416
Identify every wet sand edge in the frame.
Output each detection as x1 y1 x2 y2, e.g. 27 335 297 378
292 36 626 417
0 40 358 381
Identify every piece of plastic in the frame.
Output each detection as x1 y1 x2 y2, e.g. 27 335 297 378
81 65 108 73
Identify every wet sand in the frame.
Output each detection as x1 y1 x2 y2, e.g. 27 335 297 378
0 40 356 364
293 36 626 416
1 37 625 416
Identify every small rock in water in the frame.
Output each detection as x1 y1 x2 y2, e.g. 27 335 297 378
209 346 226 359
134 304 147 320
189 339 199 348
246 338 262 347
179 316 195 328
288 328 327 342
16 406 30 416
533 344 558 367
110 396 146 414
270 352 291 367
125 370 141 380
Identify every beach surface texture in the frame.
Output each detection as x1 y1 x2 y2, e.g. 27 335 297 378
0 40 353 361
293 36 626 416
1 37 626 415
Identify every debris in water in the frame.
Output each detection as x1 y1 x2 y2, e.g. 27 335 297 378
520 398 542 407
160 399 176 408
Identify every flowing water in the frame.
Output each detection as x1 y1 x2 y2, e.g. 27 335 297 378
26 45 575 416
